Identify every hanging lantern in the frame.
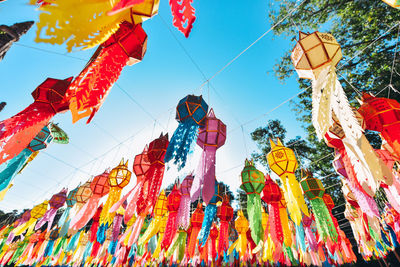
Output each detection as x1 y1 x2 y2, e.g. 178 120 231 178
228 210 248 260
262 174 283 255
267 138 309 225
70 170 110 231
300 169 337 241
0 77 72 165
161 185 182 250
0 124 54 192
67 21 147 123
0 21 34 61
165 95 208 169
36 188 67 232
192 109 226 204
186 203 204 258
217 196 233 257
177 174 194 230
13 201 49 236
58 187 78 237
75 182 93 206
49 123 69 144
239 159 264 245
97 159 131 243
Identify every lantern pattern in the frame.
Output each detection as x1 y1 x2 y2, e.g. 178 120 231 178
35 188 67 232
192 109 226 204
58 187 78 237
161 185 182 250
13 201 49 236
0 21 34 61
267 138 309 225
97 159 131 243
165 95 208 170
239 159 264 245
0 124 54 192
70 170 110 231
228 210 248 260
67 21 147 123
198 181 223 246
177 174 194 229
49 123 69 144
292 31 362 142
186 203 204 258
300 169 337 241
169 0 196 37
33 0 157 51
217 196 233 256
0 77 72 165
262 174 283 255
138 190 168 246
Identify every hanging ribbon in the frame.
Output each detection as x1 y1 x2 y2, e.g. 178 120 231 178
36 188 67 232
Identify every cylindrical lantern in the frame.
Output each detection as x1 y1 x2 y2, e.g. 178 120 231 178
161 185 182 250
217 196 233 256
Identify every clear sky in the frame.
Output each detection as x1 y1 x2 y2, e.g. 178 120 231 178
0 0 308 212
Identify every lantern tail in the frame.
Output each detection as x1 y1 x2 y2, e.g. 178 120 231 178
110 181 140 215
304 222 318 251
58 206 70 228
161 211 179 250
346 180 379 218
247 194 263 245
187 226 200 258
177 195 191 229
53 237 67 257
279 205 292 247
70 197 99 231
197 146 216 205
166 230 186 259
286 174 309 221
13 218 35 236
0 149 31 191
164 120 200 170
138 217 161 246
128 215 145 247
311 198 338 242
152 232 165 258
217 221 229 257
43 240 55 258
109 214 123 255
66 231 81 253
294 223 307 253
99 187 121 227
198 204 217 247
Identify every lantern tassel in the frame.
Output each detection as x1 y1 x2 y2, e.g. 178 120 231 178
310 198 338 242
283 174 309 225
193 146 216 205
217 220 229 257
279 204 292 247
198 203 217 247
187 226 201 258
35 208 57 232
165 119 199 170
247 193 263 245
161 211 179 250
294 223 307 253
152 232 165 258
268 203 283 256
138 217 161 246
166 229 186 261
128 215 145 247
108 213 123 255
0 150 31 191
13 218 37 236
110 181 141 214
70 197 100 231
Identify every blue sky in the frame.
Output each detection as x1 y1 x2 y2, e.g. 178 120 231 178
0 0 308 212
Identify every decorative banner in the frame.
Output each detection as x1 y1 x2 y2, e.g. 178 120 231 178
165 95 208 170
0 21 34 61
0 77 72 165
67 21 147 123
192 109 226 204
169 0 196 37
240 159 264 246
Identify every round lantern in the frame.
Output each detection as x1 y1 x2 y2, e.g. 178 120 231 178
147 133 169 163
262 174 282 203
267 138 298 176
323 193 335 210
31 201 48 219
49 188 67 209
291 31 342 80
167 186 182 212
235 210 249 233
133 146 151 182
66 187 78 208
176 94 208 126
300 169 325 200
90 170 110 197
108 159 131 189
217 196 234 222
197 109 226 148
210 223 219 239
240 159 264 194
31 77 71 113
191 203 205 228
75 182 93 204
26 125 53 152
153 190 168 217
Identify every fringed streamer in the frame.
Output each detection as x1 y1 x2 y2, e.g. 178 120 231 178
96 223 109 244
187 226 201 258
295 223 306 253
57 206 70 228
177 195 191 229
161 211 179 250
99 187 122 227
228 232 246 260
247 193 263 245
279 204 292 248
310 198 338 241
198 204 217 247
164 120 199 170
138 217 161 246
90 206 103 243
0 150 31 191
282 174 308 225
347 180 379 218
303 218 318 251
169 0 196 37
44 240 54 258
13 218 36 236
217 221 229 257
128 215 145 247
385 186 400 213
70 197 100 231
35 208 57 232
109 214 123 255
152 232 165 258
65 231 80 252
166 230 186 260
82 242 92 263
194 146 216 205
67 43 128 123
110 181 141 214
53 237 67 257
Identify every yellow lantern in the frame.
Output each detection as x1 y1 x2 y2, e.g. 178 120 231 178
13 201 49 236
267 138 309 225
228 210 248 259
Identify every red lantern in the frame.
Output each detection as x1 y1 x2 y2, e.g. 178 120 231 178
217 196 233 256
90 170 110 197
133 146 151 183
187 203 204 258
161 186 182 250
262 174 282 203
323 193 335 210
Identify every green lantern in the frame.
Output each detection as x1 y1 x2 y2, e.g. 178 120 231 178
300 169 337 241
240 159 265 245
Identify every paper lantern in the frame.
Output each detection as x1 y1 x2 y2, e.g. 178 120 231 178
193 109 226 204
323 193 335 211
67 21 147 123
75 182 93 204
133 146 151 183
91 171 110 197
267 138 309 225
0 77 72 165
161 186 182 250
154 190 168 217
186 203 204 258
240 159 264 194
262 174 282 203
13 201 49 236
177 174 194 229
217 196 233 256
58 187 78 237
300 169 337 241
165 95 208 169
36 189 67 232
31 201 48 219
109 159 131 189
